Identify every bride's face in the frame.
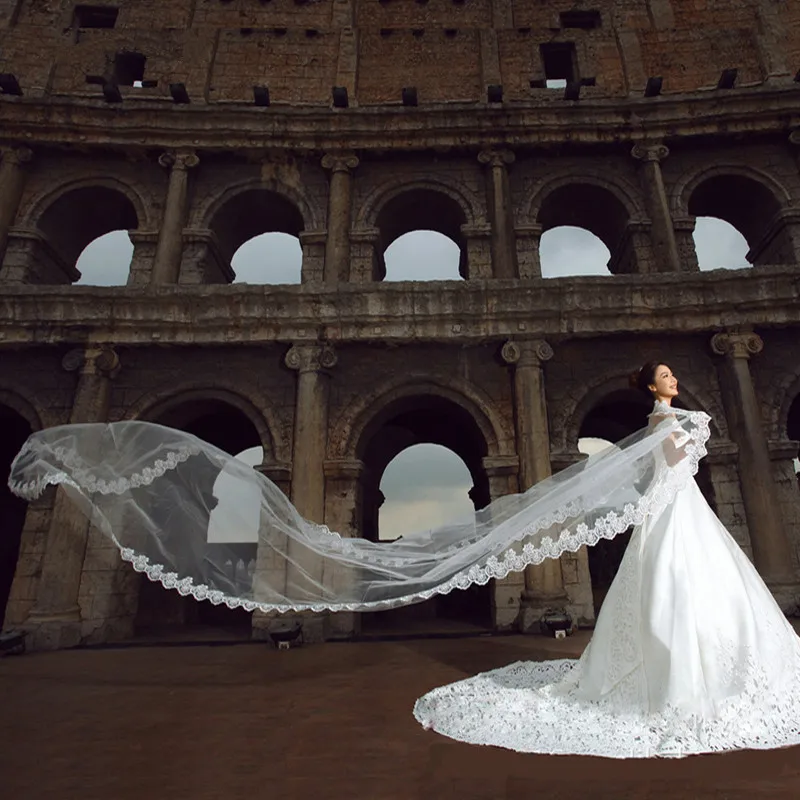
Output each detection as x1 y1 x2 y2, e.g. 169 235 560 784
648 364 679 401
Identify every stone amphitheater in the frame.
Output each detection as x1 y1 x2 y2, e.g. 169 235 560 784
0 0 798 650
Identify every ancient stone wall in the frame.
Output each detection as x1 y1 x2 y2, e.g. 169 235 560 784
1 0 799 645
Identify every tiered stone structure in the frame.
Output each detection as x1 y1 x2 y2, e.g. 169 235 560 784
0 0 799 647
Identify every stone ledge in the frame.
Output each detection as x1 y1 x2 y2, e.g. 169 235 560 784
0 267 798 346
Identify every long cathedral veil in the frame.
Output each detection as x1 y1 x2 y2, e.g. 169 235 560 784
7 402 710 613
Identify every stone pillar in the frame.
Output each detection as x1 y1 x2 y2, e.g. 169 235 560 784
461 223 493 280
283 343 337 640
25 345 120 650
711 332 799 607
322 153 359 284
501 338 568 631
515 223 542 278
483 455 524 630
631 142 682 273
0 145 33 270
323 457 365 637
478 149 517 279
151 149 200 286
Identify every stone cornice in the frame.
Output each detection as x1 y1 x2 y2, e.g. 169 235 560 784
1 86 799 154
0 268 798 347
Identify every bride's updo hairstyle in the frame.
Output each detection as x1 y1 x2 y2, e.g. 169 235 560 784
629 361 667 398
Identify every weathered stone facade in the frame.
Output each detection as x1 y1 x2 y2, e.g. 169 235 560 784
0 0 799 648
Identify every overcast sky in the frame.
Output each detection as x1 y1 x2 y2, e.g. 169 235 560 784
76 218 761 540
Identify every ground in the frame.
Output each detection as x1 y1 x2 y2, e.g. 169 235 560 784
2 630 800 799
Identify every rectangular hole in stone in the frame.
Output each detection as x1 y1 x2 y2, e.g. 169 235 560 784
113 51 146 86
74 5 119 29
540 42 578 86
560 10 602 30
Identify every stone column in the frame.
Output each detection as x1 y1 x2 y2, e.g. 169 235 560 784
25 345 120 650
501 339 568 631
284 343 337 640
0 145 33 269
322 153 359 284
711 332 799 606
478 149 517 279
151 149 200 285
631 142 682 273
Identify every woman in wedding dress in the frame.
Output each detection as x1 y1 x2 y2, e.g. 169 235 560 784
413 363 800 758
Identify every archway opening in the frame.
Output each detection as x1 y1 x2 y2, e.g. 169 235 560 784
0 405 33 628
687 174 782 267
383 230 462 281
134 398 263 639
357 393 492 634
209 189 305 282
75 229 134 286
375 189 468 280
38 186 139 283
693 217 750 271
539 225 611 277
231 232 302 285
788 393 800 487
537 183 630 274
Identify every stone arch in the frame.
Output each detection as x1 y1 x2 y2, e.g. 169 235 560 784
24 176 151 230
673 165 791 261
125 383 283 462
554 370 724 455
199 178 320 248
0 387 43 433
24 178 145 273
356 176 481 231
774 370 800 443
356 178 482 281
332 376 511 462
525 172 644 223
526 174 644 275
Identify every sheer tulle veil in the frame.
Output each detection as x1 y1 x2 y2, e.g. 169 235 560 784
8 401 710 613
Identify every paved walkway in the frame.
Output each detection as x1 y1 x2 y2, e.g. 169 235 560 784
1 632 799 799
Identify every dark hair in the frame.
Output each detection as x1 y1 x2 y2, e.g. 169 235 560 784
629 361 669 397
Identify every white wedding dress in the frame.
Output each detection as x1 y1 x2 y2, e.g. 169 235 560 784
413 410 800 758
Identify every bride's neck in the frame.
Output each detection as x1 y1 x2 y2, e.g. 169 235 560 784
654 396 672 406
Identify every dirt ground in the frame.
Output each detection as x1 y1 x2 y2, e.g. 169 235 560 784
1 631 799 800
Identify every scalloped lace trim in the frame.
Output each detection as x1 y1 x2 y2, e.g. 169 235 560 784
412 640 800 758
8 443 202 500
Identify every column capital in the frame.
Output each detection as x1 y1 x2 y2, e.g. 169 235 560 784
158 149 200 171
501 338 553 368
62 345 120 376
285 343 338 373
711 331 764 360
0 145 33 167
478 148 515 168
631 142 670 163
321 152 359 173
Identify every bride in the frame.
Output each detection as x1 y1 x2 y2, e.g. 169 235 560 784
413 363 800 758
7 360 800 758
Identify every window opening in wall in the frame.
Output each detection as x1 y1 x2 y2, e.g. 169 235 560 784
379 445 473 542
539 227 611 277
693 217 750 271
540 42 577 89
560 10 601 30
113 51 146 86
75 230 134 286
74 5 119 29
384 231 463 281
231 232 302 285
